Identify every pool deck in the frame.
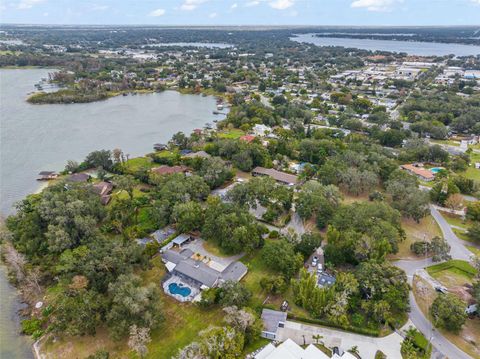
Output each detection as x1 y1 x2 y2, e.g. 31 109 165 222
162 275 199 302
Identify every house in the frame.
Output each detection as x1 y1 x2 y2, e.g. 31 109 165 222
252 167 298 186
151 165 189 176
240 135 256 143
67 173 90 183
37 171 58 181
151 227 175 244
153 143 168 151
252 124 273 137
92 181 113 205
317 272 336 288
254 338 329 359
183 151 211 159
260 309 287 340
400 164 435 182
161 248 247 290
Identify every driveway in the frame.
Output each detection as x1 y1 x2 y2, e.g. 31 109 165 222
276 320 405 359
182 238 243 270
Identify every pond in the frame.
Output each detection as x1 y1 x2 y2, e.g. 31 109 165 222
291 33 480 57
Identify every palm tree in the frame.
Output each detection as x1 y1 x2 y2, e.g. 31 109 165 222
312 334 323 345
348 345 360 358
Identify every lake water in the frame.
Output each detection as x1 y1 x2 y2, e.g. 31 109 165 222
291 33 480 56
0 68 222 215
0 68 221 358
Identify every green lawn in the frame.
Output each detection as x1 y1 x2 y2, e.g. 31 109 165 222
122 156 154 173
426 260 477 280
466 245 480 256
218 128 245 139
438 211 469 229
390 216 442 260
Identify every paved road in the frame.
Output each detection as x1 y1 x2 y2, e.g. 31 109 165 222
430 205 474 262
392 205 477 359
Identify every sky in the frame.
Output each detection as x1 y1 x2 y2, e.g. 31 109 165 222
0 0 479 26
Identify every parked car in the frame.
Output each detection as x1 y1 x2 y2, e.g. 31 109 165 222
280 300 289 312
435 285 448 294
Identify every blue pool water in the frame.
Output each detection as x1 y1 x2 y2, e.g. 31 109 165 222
430 167 443 174
168 283 191 297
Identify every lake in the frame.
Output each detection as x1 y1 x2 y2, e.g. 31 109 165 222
291 33 480 56
0 69 222 215
0 68 222 358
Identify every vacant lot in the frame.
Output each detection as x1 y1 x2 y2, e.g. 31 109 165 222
389 216 441 260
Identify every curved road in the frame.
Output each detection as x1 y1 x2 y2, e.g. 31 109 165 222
393 206 476 359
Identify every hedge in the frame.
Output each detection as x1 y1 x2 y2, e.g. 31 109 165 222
287 314 380 337
426 260 477 279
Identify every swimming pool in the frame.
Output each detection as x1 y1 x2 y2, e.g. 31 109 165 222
430 167 443 174
168 283 192 297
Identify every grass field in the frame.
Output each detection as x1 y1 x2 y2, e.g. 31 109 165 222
122 156 154 173
389 216 441 260
438 211 469 229
426 260 477 280
218 128 245 139
466 245 480 256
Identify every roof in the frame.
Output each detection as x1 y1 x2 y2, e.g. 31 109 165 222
183 151 211 159
240 135 256 143
255 339 329 359
221 261 248 282
401 164 434 180
172 234 191 246
252 167 298 185
151 165 189 176
92 181 113 196
161 249 187 265
67 173 90 182
261 309 287 334
173 258 219 288
152 227 175 243
318 272 336 287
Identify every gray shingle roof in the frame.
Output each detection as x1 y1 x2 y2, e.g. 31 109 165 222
261 309 287 333
221 261 248 282
174 258 219 288
161 250 187 265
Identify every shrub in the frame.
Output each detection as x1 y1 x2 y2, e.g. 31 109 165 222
21 318 42 336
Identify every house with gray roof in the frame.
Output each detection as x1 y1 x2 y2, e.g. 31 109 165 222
260 309 287 340
161 248 247 292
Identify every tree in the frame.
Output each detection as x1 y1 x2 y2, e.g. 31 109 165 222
445 193 464 211
262 239 303 279
223 306 261 345
50 289 106 336
217 280 251 308
430 293 467 333
128 325 151 358
467 222 480 242
197 157 234 189
84 150 113 170
114 175 136 201
430 236 451 262
107 274 163 340
294 233 322 259
312 334 324 345
466 201 480 222
171 201 204 233
199 326 244 359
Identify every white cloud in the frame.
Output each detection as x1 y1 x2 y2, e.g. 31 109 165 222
17 0 45 10
471 0 480 4
231 3 238 9
269 0 295 10
209 12 217 18
180 0 209 11
245 1 260 7
149 8 166 16
351 0 400 12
